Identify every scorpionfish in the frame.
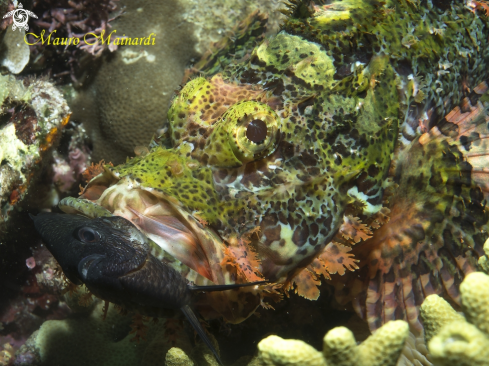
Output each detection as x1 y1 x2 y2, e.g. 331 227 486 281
58 0 489 332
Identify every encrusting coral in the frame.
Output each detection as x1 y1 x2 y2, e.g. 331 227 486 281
0 74 70 232
420 265 489 366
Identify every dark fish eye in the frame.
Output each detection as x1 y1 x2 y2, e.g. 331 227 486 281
76 227 100 243
246 119 267 144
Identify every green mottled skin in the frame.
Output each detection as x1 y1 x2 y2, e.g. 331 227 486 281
76 0 489 325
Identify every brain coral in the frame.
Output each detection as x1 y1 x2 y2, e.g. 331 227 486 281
72 0 198 165
72 0 285 165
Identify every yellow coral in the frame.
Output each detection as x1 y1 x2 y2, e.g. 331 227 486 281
251 320 409 366
165 347 194 366
428 321 489 366
0 343 14 366
256 335 326 366
460 272 489 334
324 321 409 366
419 295 464 343
421 272 489 366
323 327 360 365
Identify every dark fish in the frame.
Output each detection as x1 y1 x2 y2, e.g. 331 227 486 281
31 212 266 365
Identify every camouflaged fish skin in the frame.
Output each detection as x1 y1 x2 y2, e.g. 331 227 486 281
68 0 489 326
105 1 488 280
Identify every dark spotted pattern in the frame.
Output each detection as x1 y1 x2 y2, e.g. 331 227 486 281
78 0 489 330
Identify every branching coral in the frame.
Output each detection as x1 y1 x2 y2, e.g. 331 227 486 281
420 270 489 366
248 320 409 366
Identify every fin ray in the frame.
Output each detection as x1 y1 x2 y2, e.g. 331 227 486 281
180 305 223 366
332 83 489 332
188 280 268 292
128 207 214 281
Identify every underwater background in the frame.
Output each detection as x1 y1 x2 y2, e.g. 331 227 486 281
1 0 489 365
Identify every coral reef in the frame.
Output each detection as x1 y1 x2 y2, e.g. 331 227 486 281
14 290 217 366
420 271 489 366
49 122 91 195
18 288 410 366
0 74 70 232
0 246 72 366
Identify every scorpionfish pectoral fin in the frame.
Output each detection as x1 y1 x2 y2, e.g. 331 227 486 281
333 82 489 333
128 207 214 281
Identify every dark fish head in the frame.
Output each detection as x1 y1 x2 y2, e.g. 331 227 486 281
31 212 192 310
31 212 150 288
32 211 267 365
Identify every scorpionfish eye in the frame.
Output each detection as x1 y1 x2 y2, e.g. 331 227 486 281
76 227 100 243
204 100 280 167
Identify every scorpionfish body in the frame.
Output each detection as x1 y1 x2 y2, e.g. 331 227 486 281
69 0 489 330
